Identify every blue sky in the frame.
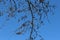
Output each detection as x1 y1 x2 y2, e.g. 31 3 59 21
40 0 60 40
0 0 60 40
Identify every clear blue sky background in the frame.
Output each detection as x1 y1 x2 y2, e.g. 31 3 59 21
0 0 60 40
